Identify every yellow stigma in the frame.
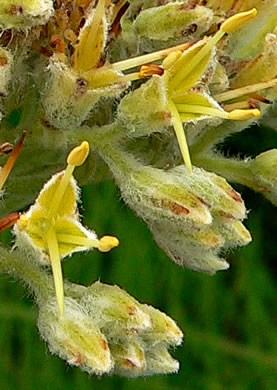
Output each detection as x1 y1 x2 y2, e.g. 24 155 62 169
220 8 257 33
67 141 90 167
228 109 260 120
98 236 120 252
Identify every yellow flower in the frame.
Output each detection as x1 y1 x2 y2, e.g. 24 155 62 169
14 141 119 316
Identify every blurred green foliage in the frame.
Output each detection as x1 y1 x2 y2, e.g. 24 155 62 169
0 125 277 389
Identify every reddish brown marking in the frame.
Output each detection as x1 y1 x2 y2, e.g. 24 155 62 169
162 199 190 215
195 195 211 208
0 57 8 66
248 93 272 105
50 35 66 53
100 339 108 351
73 352 84 365
10 5 23 15
127 305 137 316
227 189 242 203
0 212 20 232
125 359 137 368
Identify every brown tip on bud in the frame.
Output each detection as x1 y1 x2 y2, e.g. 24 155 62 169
221 8 257 33
67 141 89 166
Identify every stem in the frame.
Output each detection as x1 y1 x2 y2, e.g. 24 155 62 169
46 229 64 316
190 119 255 155
0 244 53 301
192 153 260 190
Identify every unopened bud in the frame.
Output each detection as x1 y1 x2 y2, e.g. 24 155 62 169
141 304 183 346
0 0 53 29
38 298 112 375
82 282 152 333
144 344 179 375
110 343 146 377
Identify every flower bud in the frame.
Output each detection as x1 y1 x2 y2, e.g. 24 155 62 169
38 297 112 375
79 281 183 376
81 281 152 334
110 343 146 377
116 164 249 273
133 3 213 42
119 165 212 230
0 0 53 29
251 149 277 205
141 304 183 346
144 344 179 376
118 75 170 137
231 33 277 92
0 47 13 96
43 55 128 129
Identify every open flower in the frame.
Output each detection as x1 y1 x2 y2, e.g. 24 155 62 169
14 141 119 315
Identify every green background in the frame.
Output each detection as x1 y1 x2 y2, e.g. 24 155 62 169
0 125 276 390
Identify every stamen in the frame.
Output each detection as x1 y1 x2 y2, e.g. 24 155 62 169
98 236 120 252
168 100 192 173
56 234 100 248
56 234 119 252
176 104 229 119
176 104 260 120
112 42 194 72
214 78 277 102
47 229 64 316
0 131 26 192
228 109 260 120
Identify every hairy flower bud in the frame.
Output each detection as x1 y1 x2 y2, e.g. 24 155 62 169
0 47 12 96
133 3 213 42
79 281 183 377
0 0 53 29
116 163 250 273
43 55 128 130
38 297 112 375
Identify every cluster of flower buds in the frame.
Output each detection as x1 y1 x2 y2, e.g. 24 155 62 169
38 281 183 377
108 150 251 274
